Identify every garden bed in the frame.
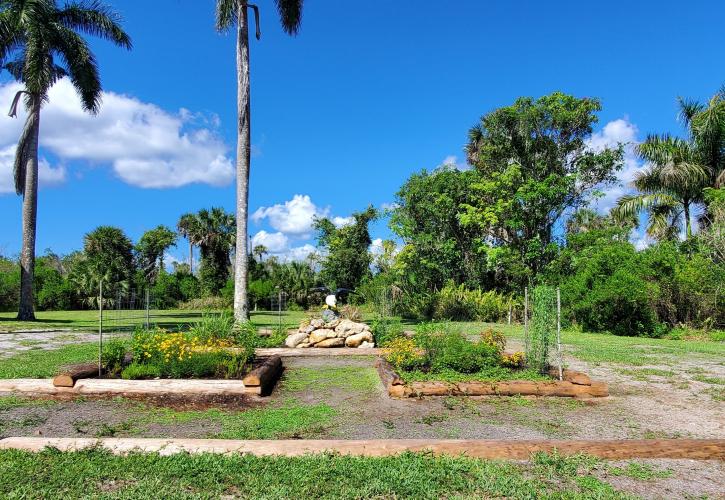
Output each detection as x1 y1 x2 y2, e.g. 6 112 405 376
0 355 283 399
375 359 608 398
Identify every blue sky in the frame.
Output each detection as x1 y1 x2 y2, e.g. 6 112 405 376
1 0 723 263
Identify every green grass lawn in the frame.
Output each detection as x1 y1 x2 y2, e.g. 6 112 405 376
0 448 629 499
0 309 307 332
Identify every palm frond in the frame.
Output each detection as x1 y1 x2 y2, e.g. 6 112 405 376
677 96 704 129
13 107 38 195
274 0 303 35
611 192 678 222
57 0 132 49
646 200 681 241
52 24 101 112
215 0 238 32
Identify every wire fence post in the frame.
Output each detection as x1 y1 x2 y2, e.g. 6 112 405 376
98 280 103 377
523 286 529 354
145 288 150 329
278 289 282 330
556 286 563 381
508 302 512 325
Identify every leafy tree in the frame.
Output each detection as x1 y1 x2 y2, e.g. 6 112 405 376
0 256 20 311
1 0 131 320
315 206 377 290
390 167 490 292
177 208 235 295
34 252 75 310
215 0 303 322
136 225 177 284
462 92 624 284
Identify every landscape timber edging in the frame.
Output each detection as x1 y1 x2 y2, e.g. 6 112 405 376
375 359 609 398
0 437 722 460
0 378 256 397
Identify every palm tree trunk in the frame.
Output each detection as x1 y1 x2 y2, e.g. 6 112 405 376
189 241 193 274
17 98 41 321
683 200 692 239
233 2 251 322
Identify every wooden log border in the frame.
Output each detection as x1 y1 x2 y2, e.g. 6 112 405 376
375 359 609 398
0 437 721 460
242 355 283 395
0 378 256 397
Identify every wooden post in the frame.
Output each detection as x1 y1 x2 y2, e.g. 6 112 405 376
508 303 512 325
557 287 563 381
98 280 103 377
278 290 282 330
524 287 529 354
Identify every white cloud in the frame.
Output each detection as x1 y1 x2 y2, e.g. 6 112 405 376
369 237 384 255
252 194 329 236
285 244 317 262
586 118 644 213
437 155 469 171
0 145 66 194
0 79 234 191
250 229 317 262
251 230 289 253
332 216 354 228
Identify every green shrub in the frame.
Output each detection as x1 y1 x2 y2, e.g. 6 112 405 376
415 323 501 374
382 337 425 371
433 282 508 322
188 311 235 343
121 362 161 380
371 317 405 347
101 339 127 375
129 327 251 379
178 296 231 310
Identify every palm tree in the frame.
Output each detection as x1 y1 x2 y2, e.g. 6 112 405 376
0 0 131 320
177 213 201 274
179 208 236 295
215 0 303 322
612 90 725 240
613 135 709 239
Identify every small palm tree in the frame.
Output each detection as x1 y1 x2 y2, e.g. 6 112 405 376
0 0 131 320
177 213 201 273
215 0 303 322
612 90 725 240
613 135 709 239
178 208 236 295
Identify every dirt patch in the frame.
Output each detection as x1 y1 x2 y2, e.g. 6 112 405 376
594 459 725 500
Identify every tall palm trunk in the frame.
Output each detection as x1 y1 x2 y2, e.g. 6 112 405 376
188 241 193 274
17 97 41 321
233 2 251 322
683 199 692 239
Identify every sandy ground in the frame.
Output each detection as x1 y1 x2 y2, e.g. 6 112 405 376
0 330 125 358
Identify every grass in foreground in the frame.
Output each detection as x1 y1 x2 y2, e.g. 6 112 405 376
0 449 629 499
138 398 335 439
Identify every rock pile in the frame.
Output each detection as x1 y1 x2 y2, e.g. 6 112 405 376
285 318 375 348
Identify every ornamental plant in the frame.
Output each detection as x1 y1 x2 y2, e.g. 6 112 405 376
125 327 248 379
